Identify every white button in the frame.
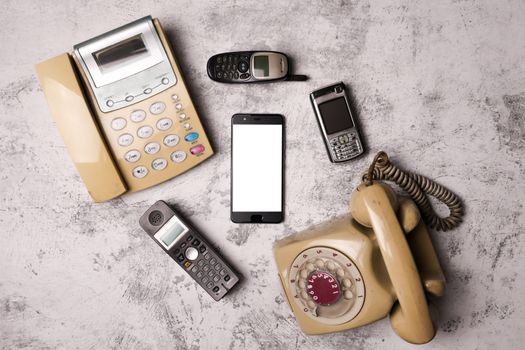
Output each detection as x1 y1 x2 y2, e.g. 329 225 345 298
152 158 168 171
130 110 146 123
137 126 153 139
179 113 187 120
185 247 199 260
307 300 316 308
183 123 191 130
111 118 126 130
170 150 187 163
161 77 169 85
149 102 166 115
342 278 352 288
344 290 354 300
156 118 173 131
163 134 180 147
144 142 161 155
124 150 141 163
125 95 134 102
175 103 183 111
171 94 179 100
118 133 134 147
132 166 148 178
144 88 152 94
106 99 114 107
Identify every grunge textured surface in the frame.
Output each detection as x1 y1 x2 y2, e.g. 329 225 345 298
1 0 524 349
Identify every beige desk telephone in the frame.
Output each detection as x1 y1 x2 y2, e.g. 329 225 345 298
36 16 213 202
274 152 463 344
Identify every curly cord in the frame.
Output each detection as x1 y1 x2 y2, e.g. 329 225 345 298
362 151 464 231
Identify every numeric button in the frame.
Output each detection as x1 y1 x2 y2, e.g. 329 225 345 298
149 102 166 115
124 150 141 163
118 133 134 147
130 110 146 123
132 166 148 179
152 158 168 171
111 118 126 131
163 134 180 147
144 142 160 155
156 118 173 131
171 151 187 163
137 126 153 139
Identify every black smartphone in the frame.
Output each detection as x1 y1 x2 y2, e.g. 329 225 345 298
231 114 284 223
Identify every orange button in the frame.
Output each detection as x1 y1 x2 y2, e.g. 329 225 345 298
184 261 192 268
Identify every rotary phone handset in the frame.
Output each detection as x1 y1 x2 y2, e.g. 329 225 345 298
351 152 464 344
362 151 464 231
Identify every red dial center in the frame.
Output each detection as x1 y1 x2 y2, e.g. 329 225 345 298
306 271 341 306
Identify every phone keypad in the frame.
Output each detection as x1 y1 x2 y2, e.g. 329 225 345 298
171 234 239 300
214 54 250 81
113 98 208 179
329 132 362 161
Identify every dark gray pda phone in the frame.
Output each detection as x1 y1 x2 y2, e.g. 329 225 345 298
310 82 364 162
139 200 240 301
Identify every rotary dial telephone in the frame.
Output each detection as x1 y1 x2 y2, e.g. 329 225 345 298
274 152 463 344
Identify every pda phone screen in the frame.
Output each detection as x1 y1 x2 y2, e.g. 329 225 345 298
232 124 282 212
318 97 354 135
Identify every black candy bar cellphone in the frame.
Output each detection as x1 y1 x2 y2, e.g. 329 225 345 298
207 51 306 83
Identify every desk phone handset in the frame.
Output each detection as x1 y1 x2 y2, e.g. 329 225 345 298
36 16 213 202
139 201 240 301
207 51 307 83
274 152 464 344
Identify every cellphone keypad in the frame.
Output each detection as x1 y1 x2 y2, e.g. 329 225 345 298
329 132 362 161
213 54 250 81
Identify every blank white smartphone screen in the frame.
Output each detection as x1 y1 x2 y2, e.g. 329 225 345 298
232 124 283 212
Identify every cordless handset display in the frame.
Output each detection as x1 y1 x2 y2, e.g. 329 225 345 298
310 82 364 162
207 51 307 83
139 201 240 301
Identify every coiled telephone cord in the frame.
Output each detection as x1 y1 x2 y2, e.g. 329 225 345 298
362 151 464 231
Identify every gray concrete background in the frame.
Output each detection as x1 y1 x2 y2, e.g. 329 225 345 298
1 0 524 349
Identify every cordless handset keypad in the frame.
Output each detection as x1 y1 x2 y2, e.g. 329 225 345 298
139 201 240 301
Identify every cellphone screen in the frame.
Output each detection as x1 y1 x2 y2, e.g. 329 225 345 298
318 97 354 135
232 123 283 212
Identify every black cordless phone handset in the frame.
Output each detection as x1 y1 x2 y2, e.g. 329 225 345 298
207 51 307 83
139 201 240 301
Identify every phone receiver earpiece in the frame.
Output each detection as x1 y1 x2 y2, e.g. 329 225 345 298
350 181 436 344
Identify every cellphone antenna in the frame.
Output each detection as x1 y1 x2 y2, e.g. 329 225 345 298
286 74 308 81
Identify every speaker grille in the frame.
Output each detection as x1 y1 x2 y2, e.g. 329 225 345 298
148 210 164 226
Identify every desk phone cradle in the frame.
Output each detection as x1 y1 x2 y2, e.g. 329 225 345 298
140 201 240 301
36 16 213 202
274 151 464 344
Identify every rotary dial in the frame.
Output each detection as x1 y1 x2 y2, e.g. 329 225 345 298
290 247 365 325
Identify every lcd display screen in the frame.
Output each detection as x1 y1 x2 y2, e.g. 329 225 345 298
232 124 282 212
318 97 354 135
253 56 270 77
154 216 188 250
93 34 148 72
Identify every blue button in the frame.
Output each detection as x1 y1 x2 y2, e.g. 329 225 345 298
184 132 199 142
